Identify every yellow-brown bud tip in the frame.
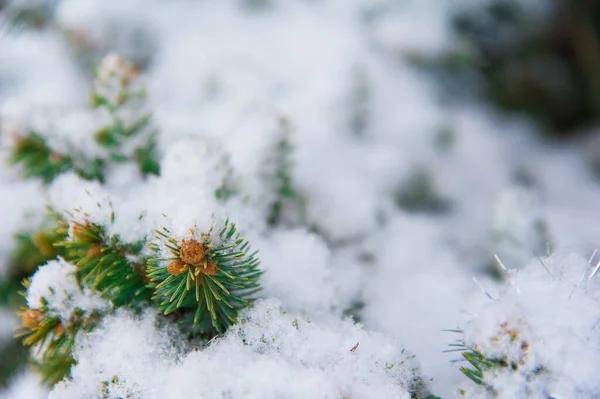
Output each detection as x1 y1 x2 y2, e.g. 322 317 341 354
32 232 55 258
20 309 43 329
71 223 92 242
86 244 104 258
167 260 188 276
200 258 218 276
180 240 205 265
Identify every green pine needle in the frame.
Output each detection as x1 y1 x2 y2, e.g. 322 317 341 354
16 308 101 386
59 221 152 309
9 133 74 183
147 218 262 336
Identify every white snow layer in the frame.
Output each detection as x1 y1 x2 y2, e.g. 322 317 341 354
460 252 600 398
50 299 414 399
26 259 109 321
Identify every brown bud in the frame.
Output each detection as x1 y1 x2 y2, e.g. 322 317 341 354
48 151 64 164
20 309 43 329
71 223 91 242
180 240 205 265
167 260 188 276
86 244 103 258
54 323 65 338
12 135 27 150
200 258 218 276
133 263 152 283
32 232 55 258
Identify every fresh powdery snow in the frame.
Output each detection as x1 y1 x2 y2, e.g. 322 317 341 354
1 1 600 399
48 299 417 399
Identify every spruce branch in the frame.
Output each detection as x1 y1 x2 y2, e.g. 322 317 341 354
9 132 106 183
9 133 75 183
57 219 152 309
13 213 150 386
16 299 101 385
0 211 70 386
449 322 547 397
90 54 160 177
214 154 239 201
265 117 305 227
147 218 262 336
1 0 56 32
0 339 28 389
1 210 69 308
134 132 160 177
7 54 159 184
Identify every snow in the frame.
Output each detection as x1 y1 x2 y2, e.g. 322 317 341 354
50 299 415 399
459 252 600 398
26 259 109 321
254 229 338 316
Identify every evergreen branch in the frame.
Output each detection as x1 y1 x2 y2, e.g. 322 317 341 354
453 338 546 396
9 132 105 183
0 211 71 386
9 133 74 183
214 154 238 201
14 213 150 386
0 1 56 32
265 118 305 227
147 218 262 336
0 337 28 388
8 54 159 186
456 345 504 388
58 221 152 309
1 211 69 308
33 355 75 387
15 307 101 386
90 55 160 177
134 132 160 177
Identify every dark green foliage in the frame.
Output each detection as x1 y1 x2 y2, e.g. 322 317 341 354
409 371 441 399
134 133 160 177
458 349 505 387
9 133 74 183
90 58 159 177
425 0 600 136
394 169 451 214
10 213 151 386
33 355 75 388
57 221 153 309
0 338 29 389
0 212 69 387
266 118 305 226
73 157 106 182
148 218 262 336
447 334 547 396
7 55 159 186
9 132 106 183
342 299 365 323
1 51 265 390
0 236 44 308
16 305 101 386
1 211 68 308
1 0 56 31
11 211 262 386
214 155 238 201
